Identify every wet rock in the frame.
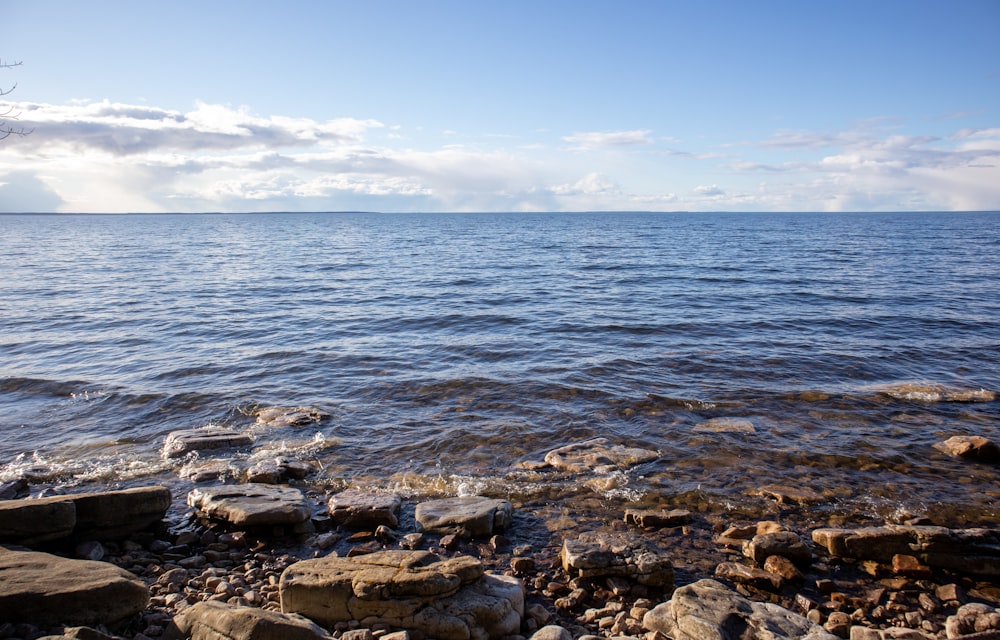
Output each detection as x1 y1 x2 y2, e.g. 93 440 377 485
752 485 825 505
414 495 513 538
254 406 329 427
180 460 239 483
187 484 311 527
0 546 148 627
0 486 171 544
246 456 313 484
560 531 674 587
714 561 783 591
874 382 996 403
0 478 27 500
543 437 659 473
693 417 756 433
163 427 253 458
934 435 1000 463
642 578 837 640
278 549 524 640
165 600 328 640
744 531 812 567
328 489 403 529
811 525 1000 577
623 508 691 528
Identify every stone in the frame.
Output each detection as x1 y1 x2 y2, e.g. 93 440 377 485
254 406 329 427
0 546 148 627
811 524 1000 576
163 427 253 458
0 486 171 544
714 562 783 591
752 485 825 505
328 489 403 529
874 382 996 403
642 578 838 640
765 555 805 584
743 531 812 567
246 457 313 484
529 625 573 640
0 478 27 500
188 484 311 527
693 417 756 433
279 550 524 640
560 531 674 587
165 600 329 640
944 602 1000 638
543 437 659 473
414 496 513 538
624 508 691 528
934 435 1000 463
891 554 932 579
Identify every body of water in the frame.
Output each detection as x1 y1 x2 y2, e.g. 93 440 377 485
1 211 998 526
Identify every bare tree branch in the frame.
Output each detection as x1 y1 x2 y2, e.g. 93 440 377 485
1 58 31 141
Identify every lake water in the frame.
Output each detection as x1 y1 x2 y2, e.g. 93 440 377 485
1 211 998 526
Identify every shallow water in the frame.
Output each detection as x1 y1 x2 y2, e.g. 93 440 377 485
1 211 998 525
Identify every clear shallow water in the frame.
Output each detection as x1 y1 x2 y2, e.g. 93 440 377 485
1 211 998 525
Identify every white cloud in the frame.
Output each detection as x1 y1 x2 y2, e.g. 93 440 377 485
563 129 653 150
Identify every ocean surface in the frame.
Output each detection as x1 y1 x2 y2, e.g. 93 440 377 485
1 211 999 526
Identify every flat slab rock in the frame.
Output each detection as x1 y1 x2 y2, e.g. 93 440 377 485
873 382 996 403
254 406 329 428
934 435 1000 463
561 531 674 587
279 549 524 640
543 437 659 473
329 489 403 529
167 600 328 640
187 484 311 527
162 427 253 458
414 495 513 538
0 486 171 544
643 578 837 640
0 546 149 627
812 524 1000 577
692 417 756 433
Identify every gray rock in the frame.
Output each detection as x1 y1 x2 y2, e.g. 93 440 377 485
812 524 1000 577
0 546 148 627
560 531 674 587
643 578 837 640
187 484 311 527
0 498 77 544
246 456 313 484
743 531 812 567
163 427 253 458
0 478 27 500
414 496 513 538
279 549 523 640
693 417 756 433
874 382 996 403
329 489 403 529
165 600 329 640
254 406 329 427
543 437 659 473
529 625 573 640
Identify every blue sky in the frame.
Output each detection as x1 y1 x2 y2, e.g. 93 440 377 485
1 0 998 212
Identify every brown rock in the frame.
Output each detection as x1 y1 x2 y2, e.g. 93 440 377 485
764 555 804 584
328 489 402 529
714 562 783 591
891 554 933 579
743 531 812 567
167 600 328 640
543 437 659 473
624 508 691 528
934 435 1000 463
162 427 253 458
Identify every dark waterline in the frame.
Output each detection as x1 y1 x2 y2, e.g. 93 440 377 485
1 211 998 525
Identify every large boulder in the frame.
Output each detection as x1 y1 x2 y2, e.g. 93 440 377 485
279 550 523 640
811 524 1000 577
188 484 311 527
165 600 329 640
543 437 659 473
643 578 836 640
163 427 253 458
414 496 513 538
560 531 674 587
0 546 148 627
0 486 171 544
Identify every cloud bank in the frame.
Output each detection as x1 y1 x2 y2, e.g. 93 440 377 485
0 100 998 213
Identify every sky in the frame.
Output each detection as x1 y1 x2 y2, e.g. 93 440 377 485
1 0 998 213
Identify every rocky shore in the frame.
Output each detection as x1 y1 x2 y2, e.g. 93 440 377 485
1 409 998 640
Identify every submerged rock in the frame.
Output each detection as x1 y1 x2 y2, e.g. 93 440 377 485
543 437 659 474
162 427 253 459
246 456 314 484
279 550 524 640
187 484 311 527
414 496 513 538
166 600 328 640
693 417 757 434
624 508 691 528
254 406 329 428
0 546 148 627
934 435 1000 463
874 382 996 403
812 524 1000 577
642 578 837 640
